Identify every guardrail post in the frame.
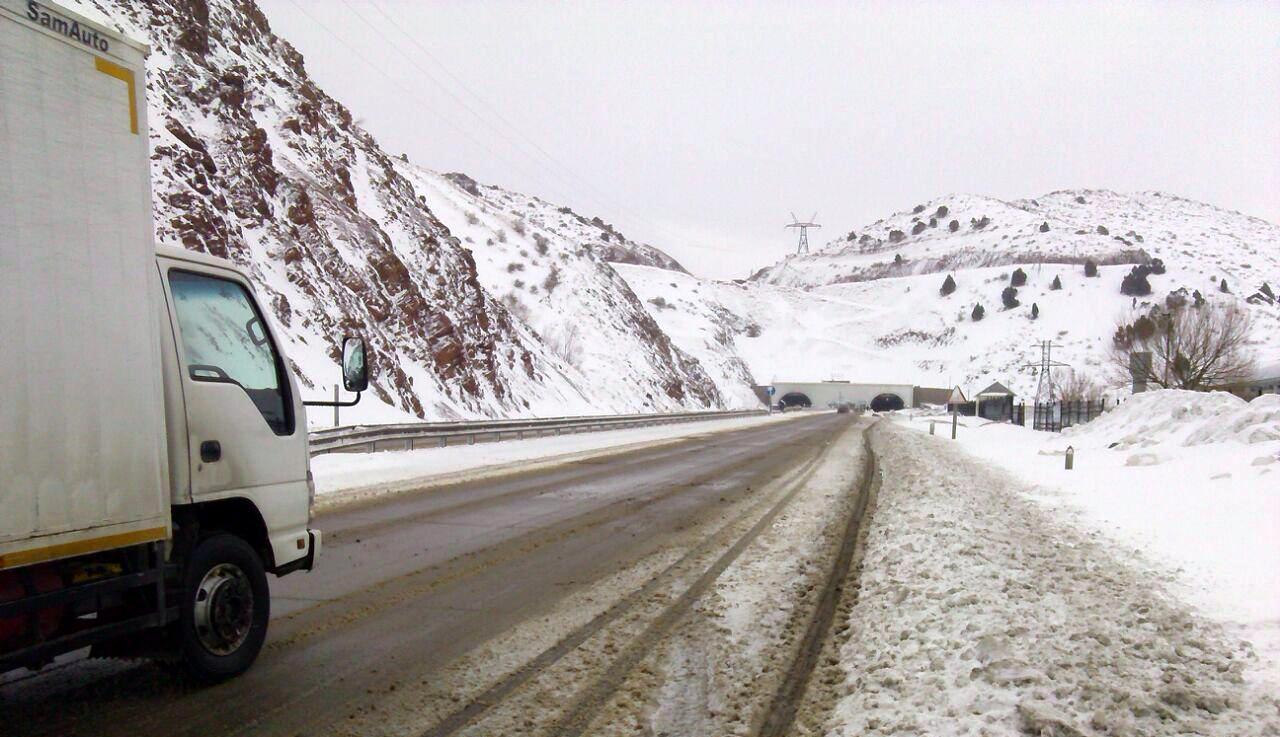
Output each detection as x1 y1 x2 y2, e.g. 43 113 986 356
439 437 446 448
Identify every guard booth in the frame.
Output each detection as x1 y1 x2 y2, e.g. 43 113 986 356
975 382 1016 421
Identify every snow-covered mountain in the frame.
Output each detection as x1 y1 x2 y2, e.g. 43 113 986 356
76 0 724 423
60 1 1280 417
624 191 1280 398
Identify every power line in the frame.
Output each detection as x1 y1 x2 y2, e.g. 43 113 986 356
280 0 569 209
307 0 738 256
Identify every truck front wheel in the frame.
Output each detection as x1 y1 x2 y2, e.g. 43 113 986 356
179 534 270 683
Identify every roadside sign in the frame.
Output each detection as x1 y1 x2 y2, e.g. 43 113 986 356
766 386 776 397
947 386 966 404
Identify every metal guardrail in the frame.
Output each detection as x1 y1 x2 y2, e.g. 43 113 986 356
307 409 768 456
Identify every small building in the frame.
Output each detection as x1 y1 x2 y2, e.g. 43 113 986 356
975 381 1016 421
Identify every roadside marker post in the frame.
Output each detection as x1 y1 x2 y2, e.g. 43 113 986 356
930 421 935 435
767 385 776 415
951 411 958 440
1065 446 1075 470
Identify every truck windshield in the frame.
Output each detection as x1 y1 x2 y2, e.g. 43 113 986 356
168 270 292 435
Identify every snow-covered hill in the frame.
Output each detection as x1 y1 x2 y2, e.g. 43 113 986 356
55 2 1280 417
625 191 1280 398
396 165 725 413
751 191 1277 292
74 0 725 423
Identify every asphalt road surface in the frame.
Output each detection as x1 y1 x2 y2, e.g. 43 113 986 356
1 412 866 736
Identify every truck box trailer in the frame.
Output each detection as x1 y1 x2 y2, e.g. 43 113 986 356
0 0 366 681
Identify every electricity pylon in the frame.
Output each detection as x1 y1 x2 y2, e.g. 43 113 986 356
785 212 821 255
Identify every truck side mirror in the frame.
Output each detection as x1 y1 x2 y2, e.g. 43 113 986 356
341 337 368 393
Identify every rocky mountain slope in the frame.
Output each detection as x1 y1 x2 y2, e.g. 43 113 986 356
75 0 724 423
396 165 723 412
625 190 1280 399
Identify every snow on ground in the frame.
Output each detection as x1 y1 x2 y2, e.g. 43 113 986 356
897 390 1280 689
310 412 803 507
830 422 1279 736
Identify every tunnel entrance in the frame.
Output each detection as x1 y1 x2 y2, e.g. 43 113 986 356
870 393 905 412
779 392 812 409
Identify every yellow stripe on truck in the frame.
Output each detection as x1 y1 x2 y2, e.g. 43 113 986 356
0 527 167 570
94 56 138 134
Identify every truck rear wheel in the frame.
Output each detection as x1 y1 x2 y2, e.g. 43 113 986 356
179 534 269 683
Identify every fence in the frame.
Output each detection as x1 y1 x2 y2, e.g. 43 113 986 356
1013 399 1111 432
307 409 767 456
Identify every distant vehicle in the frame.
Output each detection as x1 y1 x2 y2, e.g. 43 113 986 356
1 2 363 682
836 403 853 414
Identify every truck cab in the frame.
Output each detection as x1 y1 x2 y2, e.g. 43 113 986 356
157 245 318 575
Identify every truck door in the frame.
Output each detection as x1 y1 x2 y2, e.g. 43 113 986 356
159 264 308 514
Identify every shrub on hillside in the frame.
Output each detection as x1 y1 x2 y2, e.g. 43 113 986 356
511 219 527 236
1149 257 1166 275
1219 278 1230 294
1075 195 1086 204
911 222 927 235
948 220 959 232
894 253 904 265
532 232 550 256
912 204 926 214
506 262 525 273
465 211 480 226
971 303 985 321
888 229 905 243
1050 275 1063 290
971 216 991 230
1001 286 1020 309
1084 259 1098 277
1031 303 1039 319
1039 221 1049 232
1120 265 1152 296
1011 268 1027 287
940 274 957 296
496 229 507 243
542 266 561 293
1096 225 1109 235
928 217 937 228
935 205 949 218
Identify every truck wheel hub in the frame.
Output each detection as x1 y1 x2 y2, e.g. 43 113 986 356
193 563 254 656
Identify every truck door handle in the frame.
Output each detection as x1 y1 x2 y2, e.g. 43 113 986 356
200 441 222 463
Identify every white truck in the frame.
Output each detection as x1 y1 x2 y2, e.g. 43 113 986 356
1 0 366 681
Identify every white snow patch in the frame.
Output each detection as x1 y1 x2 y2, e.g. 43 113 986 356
898 390 1280 689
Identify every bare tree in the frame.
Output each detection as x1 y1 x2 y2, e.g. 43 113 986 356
1109 303 1254 390
1058 370 1104 401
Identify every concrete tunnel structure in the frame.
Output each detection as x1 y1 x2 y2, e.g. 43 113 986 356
753 381 917 411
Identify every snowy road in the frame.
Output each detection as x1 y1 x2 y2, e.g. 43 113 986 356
0 412 874 736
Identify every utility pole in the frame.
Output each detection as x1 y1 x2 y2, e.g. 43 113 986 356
785 212 821 255
1021 340 1071 404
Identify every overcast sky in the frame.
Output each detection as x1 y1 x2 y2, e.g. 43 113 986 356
256 0 1279 278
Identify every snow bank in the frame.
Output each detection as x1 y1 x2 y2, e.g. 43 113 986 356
897 390 1280 690
1064 389 1280 448
829 423 1278 736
